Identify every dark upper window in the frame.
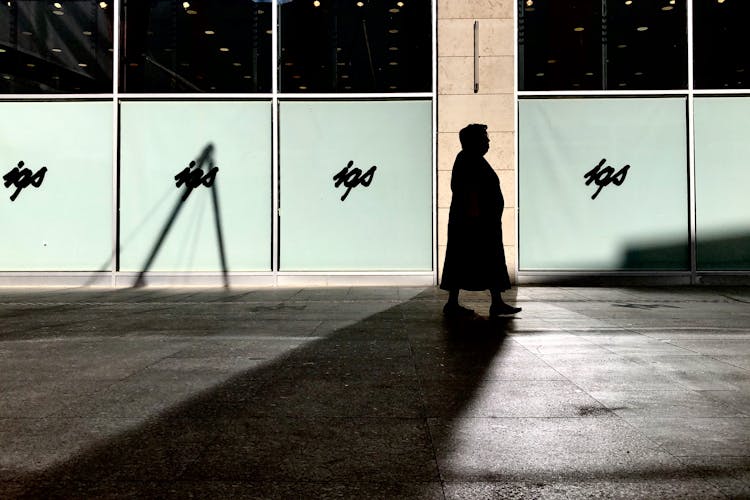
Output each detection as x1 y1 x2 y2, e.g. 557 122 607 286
0 0 113 93
279 0 432 93
518 0 687 91
122 0 271 93
694 0 750 90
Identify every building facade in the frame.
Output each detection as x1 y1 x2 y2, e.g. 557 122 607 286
1 0 748 286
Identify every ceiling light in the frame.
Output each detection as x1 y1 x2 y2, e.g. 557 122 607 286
53 2 62 7
389 29 399 34
389 46 399 51
389 61 399 65
356 1 363 6
233 62 242 67
182 1 189 7
389 8 399 12
535 72 544 77
219 47 229 52
187 9 197 14
83 30 92 36
625 0 632 4
52 10 63 15
585 72 594 76
204 30 215 35
78 63 88 67
0 48 5 53
51 48 62 52
637 26 648 31
526 0 533 5
617 44 627 48
98 1 107 8
547 59 557 64
26 63 35 67
574 27 584 32
634 71 643 75
389 85 397 89
718 0 725 3
397 1 404 6
661 5 673 10
299 86 308 90
243 75 252 79
313 0 320 6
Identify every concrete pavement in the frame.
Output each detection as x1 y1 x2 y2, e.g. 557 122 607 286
0 286 749 499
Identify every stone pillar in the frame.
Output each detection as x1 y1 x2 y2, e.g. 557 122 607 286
437 0 516 283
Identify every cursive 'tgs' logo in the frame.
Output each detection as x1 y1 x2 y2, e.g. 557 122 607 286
3 161 48 201
174 161 219 201
583 158 630 200
333 160 377 202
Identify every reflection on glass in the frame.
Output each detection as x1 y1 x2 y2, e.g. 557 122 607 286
280 0 431 93
519 98 689 270
694 97 750 269
519 0 686 91
694 1 750 89
0 1 113 93
122 0 271 92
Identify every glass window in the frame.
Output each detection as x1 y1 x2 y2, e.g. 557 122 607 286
518 98 689 270
694 1 750 90
279 100 432 271
694 97 750 270
122 0 271 93
518 0 687 91
279 0 432 93
0 102 112 270
119 101 272 272
0 1 113 93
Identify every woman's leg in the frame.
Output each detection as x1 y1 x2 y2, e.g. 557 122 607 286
444 289 474 317
490 288 522 316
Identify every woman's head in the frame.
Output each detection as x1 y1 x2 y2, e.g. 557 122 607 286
459 123 490 156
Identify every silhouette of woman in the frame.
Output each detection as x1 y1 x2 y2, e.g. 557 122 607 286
440 123 522 317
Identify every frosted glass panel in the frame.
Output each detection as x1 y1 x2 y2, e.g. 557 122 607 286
280 100 432 271
0 101 112 270
519 98 689 270
695 97 750 270
120 101 271 272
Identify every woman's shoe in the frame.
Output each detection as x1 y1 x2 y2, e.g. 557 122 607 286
489 303 522 316
443 303 475 318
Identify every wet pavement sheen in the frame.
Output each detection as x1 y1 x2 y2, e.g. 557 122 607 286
0 286 748 499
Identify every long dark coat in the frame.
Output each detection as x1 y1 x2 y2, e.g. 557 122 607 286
440 150 512 292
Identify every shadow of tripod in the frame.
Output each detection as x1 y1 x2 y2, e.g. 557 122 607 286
133 143 229 288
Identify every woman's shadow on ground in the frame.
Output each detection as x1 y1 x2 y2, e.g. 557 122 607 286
13 291 510 499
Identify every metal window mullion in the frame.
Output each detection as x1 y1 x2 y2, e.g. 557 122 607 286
687 0 697 283
431 0 437 285
272 0 279 281
112 0 121 286
514 0 520 283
